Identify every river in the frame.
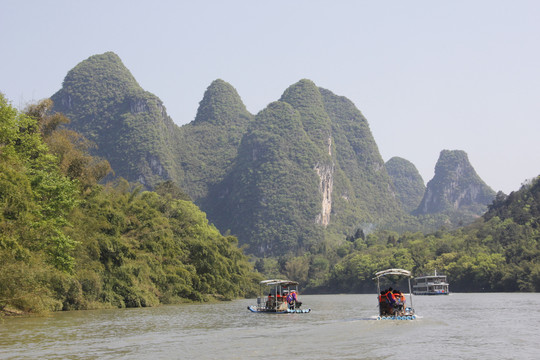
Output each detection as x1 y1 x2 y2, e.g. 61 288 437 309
1 293 539 359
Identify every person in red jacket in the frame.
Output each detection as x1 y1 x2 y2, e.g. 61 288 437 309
379 288 395 315
393 289 405 314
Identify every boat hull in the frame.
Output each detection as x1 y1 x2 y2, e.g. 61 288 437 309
247 305 311 313
413 291 449 295
377 315 416 320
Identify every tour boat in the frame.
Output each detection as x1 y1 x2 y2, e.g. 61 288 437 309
412 269 450 295
374 268 416 320
247 279 311 313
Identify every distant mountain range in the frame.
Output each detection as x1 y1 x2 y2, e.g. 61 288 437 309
51 52 496 255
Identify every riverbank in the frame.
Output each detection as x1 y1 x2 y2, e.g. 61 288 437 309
0 294 239 318
1 306 27 317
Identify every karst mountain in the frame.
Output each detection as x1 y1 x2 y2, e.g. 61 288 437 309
385 157 426 213
50 52 496 255
414 150 496 217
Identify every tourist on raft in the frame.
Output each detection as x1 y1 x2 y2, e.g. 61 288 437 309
286 290 302 309
378 288 405 316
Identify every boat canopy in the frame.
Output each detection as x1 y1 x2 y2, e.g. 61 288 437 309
259 279 299 287
374 268 412 279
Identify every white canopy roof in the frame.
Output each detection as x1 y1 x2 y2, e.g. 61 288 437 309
259 279 299 286
374 268 412 279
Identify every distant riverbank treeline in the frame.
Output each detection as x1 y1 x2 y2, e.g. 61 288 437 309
0 95 259 313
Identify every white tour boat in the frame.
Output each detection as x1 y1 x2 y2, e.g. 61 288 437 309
412 269 450 295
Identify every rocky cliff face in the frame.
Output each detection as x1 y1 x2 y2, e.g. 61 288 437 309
319 87 402 231
415 150 495 216
314 161 334 226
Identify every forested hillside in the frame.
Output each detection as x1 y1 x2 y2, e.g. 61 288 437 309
202 80 406 256
49 54 409 257
0 95 259 314
51 52 180 187
307 176 540 293
177 79 254 200
204 100 325 255
385 156 425 213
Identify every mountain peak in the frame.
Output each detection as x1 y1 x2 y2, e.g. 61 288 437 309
59 52 141 107
415 149 495 215
51 52 178 187
193 79 250 125
279 79 324 110
279 79 332 152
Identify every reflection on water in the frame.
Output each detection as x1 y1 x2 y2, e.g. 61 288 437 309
1 294 539 359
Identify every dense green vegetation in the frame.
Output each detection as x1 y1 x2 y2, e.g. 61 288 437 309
203 80 406 256
49 53 496 260
320 86 404 233
253 176 540 293
205 100 324 256
0 95 259 314
52 55 407 258
178 79 254 200
2 51 539 311
24 51 537 297
51 52 180 187
385 156 425 213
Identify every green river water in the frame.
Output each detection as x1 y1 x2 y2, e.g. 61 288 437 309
1 293 539 359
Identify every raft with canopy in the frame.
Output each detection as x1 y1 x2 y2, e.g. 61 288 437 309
373 268 416 320
247 279 311 313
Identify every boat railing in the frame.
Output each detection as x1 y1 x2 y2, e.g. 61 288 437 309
256 296 289 311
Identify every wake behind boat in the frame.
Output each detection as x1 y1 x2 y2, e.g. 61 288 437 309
247 279 311 313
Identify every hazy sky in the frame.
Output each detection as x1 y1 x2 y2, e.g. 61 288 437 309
2 0 539 194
